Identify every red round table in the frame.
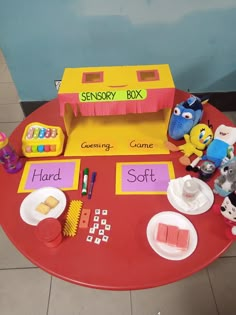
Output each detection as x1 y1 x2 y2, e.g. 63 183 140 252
0 89 234 290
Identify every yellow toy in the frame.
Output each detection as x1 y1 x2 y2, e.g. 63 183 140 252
22 122 65 157
166 123 213 165
63 200 83 237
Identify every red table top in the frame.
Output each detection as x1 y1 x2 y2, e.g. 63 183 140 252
0 89 234 290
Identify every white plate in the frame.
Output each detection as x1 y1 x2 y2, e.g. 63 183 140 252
146 211 198 260
167 178 214 215
20 187 67 226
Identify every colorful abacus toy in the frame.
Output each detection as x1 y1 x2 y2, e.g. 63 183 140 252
22 122 65 157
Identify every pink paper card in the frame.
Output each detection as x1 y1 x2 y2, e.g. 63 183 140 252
116 161 175 194
18 159 81 193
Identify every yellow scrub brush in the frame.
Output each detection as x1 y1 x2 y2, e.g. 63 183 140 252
63 200 83 237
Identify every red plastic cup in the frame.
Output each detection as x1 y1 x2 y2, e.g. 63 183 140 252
35 218 62 248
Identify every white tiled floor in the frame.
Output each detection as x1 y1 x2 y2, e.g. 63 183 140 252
0 49 236 315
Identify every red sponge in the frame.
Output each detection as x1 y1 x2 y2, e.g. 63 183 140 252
156 223 168 242
176 229 190 250
166 225 179 246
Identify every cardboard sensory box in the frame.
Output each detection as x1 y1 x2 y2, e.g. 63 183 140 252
58 64 175 156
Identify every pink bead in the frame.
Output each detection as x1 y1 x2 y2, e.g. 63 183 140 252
44 145 50 152
25 146 32 153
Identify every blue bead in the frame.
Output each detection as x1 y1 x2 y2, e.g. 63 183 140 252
37 145 44 152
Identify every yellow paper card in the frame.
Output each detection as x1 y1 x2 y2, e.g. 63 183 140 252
18 159 81 193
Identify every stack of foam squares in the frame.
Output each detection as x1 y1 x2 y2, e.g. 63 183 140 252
157 223 190 250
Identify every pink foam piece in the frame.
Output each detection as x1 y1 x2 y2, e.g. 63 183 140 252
166 225 179 246
177 229 190 251
156 223 168 243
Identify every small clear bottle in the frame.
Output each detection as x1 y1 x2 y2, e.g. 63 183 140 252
182 179 200 202
0 132 23 173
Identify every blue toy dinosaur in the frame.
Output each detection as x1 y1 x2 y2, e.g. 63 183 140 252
168 96 205 140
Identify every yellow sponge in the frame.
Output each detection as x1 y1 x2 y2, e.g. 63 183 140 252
63 200 83 237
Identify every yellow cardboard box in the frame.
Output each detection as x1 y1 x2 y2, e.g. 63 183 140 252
58 64 175 156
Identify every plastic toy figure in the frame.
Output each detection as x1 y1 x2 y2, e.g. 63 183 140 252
212 191 236 240
198 161 216 181
168 96 205 140
166 123 213 165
